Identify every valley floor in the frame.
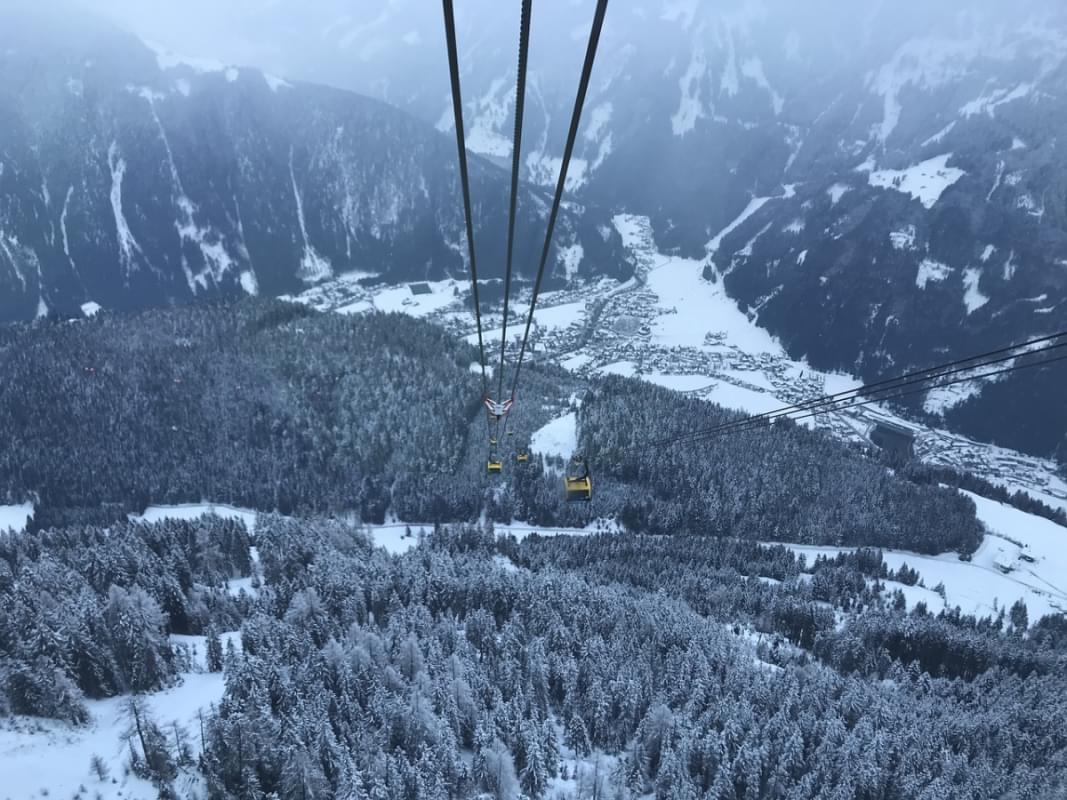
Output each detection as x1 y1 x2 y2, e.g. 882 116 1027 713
285 215 1067 517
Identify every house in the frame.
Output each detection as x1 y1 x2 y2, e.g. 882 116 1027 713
868 420 916 459
994 552 1016 573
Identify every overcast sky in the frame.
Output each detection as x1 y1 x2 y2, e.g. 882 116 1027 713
67 0 1067 108
81 0 287 68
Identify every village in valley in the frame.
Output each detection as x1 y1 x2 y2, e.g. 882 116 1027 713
287 213 1067 520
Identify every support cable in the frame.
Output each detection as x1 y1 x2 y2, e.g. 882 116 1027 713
442 0 489 401
509 0 609 401
497 0 533 405
630 335 1067 452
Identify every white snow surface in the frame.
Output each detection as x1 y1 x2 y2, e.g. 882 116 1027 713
646 373 715 392
923 380 985 415
561 353 593 371
239 270 259 296
264 73 292 92
584 102 613 142
916 258 952 289
146 40 228 74
741 56 784 114
705 382 793 418
827 183 850 205
474 302 585 347
962 268 989 313
130 503 258 533
778 491 1067 622
646 373 794 418
531 412 578 461
645 250 781 354
533 302 585 331
560 243 584 281
921 121 956 147
707 196 772 254
960 83 1033 118
0 502 34 533
466 77 513 158
598 360 637 377
289 148 332 283
0 629 241 800
525 151 588 192
226 576 258 597
889 226 917 251
364 519 618 556
672 46 708 136
365 522 428 555
107 142 144 276
867 154 965 209
374 279 461 316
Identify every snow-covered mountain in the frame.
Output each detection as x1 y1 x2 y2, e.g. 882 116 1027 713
0 3 622 322
5 0 1065 458
134 0 1066 460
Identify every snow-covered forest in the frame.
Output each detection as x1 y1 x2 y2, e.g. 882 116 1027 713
1 300 992 553
1 300 1066 798
3 512 1066 798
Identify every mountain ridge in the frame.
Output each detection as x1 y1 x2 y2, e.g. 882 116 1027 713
0 4 624 322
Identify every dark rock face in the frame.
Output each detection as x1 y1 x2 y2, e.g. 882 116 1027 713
0 4 623 323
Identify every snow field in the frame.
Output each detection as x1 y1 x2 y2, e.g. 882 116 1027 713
372 278 462 316
645 373 716 392
705 382 794 419
530 412 579 474
0 502 34 533
131 502 258 533
866 153 965 209
469 301 586 346
644 252 782 354
706 196 773 254
0 632 241 800
775 490 1067 622
916 257 952 289
598 360 637 377
364 519 620 556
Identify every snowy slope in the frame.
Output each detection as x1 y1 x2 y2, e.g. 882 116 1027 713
0 3 622 323
0 502 34 533
30 0 1066 460
364 518 619 556
0 638 239 800
131 502 259 533
531 412 579 462
778 491 1067 622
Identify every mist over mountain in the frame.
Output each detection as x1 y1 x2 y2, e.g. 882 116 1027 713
62 0 1067 459
0 1 622 321
2 5 1067 797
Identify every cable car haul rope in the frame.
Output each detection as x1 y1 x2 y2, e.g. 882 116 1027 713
442 0 609 497
441 2 1064 502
